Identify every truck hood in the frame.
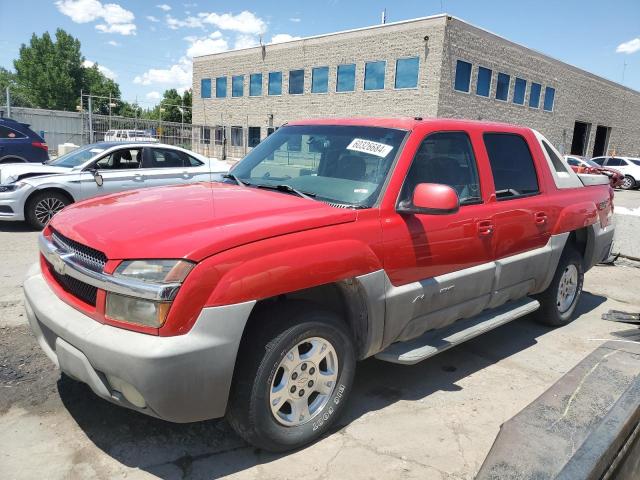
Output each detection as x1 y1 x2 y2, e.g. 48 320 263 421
50 182 358 261
0 163 70 184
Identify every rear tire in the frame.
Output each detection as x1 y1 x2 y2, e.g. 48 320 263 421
227 301 355 452
25 190 71 230
620 175 636 190
534 246 584 327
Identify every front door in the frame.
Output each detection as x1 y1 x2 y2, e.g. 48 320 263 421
381 131 495 344
80 147 143 200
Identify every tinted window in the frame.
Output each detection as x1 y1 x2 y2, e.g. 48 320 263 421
248 127 261 147
145 149 186 168
567 158 579 166
201 78 211 98
543 87 555 111
216 77 227 98
201 127 211 145
364 61 385 90
249 73 262 96
591 157 606 166
95 148 142 170
186 155 203 167
232 75 244 97
0 125 26 139
231 127 243 147
336 64 356 92
289 69 304 94
476 66 492 97
268 72 282 95
400 131 481 206
496 73 510 101
214 126 224 145
630 159 640 166
513 78 526 105
607 158 624 166
454 60 472 92
542 140 568 173
312 67 329 93
395 57 419 89
529 82 541 108
483 133 539 199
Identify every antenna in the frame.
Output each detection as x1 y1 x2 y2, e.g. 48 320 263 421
381 9 386 24
622 60 627 85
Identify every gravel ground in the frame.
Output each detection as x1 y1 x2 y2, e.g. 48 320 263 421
0 191 639 479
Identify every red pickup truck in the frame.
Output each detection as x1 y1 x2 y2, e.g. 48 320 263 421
24 118 615 451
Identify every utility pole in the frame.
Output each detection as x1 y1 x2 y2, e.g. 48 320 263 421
6 87 11 118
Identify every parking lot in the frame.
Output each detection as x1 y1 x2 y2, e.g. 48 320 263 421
0 190 638 480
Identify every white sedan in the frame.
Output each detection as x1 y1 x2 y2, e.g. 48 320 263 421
0 142 229 229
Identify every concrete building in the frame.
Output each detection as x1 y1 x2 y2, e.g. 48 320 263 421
192 14 640 160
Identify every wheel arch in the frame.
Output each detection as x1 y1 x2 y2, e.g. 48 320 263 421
24 187 75 216
0 156 28 164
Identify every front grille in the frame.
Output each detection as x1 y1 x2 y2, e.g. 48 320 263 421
51 230 107 273
48 261 98 306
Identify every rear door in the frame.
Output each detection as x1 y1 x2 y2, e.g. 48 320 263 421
140 147 206 187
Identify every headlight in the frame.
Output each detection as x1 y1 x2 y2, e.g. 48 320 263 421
106 293 172 327
113 259 194 283
0 182 27 193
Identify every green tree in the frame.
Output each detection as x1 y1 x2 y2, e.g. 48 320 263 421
156 88 192 123
0 67 33 108
82 63 121 115
14 29 84 110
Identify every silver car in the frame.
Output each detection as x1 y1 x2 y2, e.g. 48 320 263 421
0 142 229 229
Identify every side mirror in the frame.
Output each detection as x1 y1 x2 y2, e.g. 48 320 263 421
398 183 459 215
93 169 103 187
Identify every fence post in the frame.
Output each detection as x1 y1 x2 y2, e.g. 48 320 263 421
5 87 11 117
88 95 94 143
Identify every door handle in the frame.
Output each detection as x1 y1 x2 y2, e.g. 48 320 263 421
535 211 548 225
477 220 494 236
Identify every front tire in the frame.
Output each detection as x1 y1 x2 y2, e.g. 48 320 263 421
534 246 584 326
25 191 71 229
620 175 636 190
227 302 355 452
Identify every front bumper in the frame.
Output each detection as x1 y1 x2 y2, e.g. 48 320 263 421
0 190 26 221
24 263 255 422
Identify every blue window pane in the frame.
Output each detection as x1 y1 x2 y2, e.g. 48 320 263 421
232 75 244 97
336 64 356 92
201 78 211 98
496 73 510 101
312 66 328 93
513 77 526 105
216 77 227 98
268 71 282 95
476 66 492 97
395 57 419 89
364 61 385 90
289 69 304 94
454 60 472 92
249 73 262 96
543 86 555 111
529 82 541 108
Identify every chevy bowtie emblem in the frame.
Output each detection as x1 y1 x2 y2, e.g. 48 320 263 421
51 253 66 275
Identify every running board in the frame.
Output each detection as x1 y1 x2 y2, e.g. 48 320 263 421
375 297 540 365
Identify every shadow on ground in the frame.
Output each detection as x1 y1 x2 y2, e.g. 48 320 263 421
58 292 607 479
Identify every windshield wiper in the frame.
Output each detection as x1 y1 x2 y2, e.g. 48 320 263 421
256 183 316 200
222 173 249 186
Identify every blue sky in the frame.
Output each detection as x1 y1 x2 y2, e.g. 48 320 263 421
0 0 639 107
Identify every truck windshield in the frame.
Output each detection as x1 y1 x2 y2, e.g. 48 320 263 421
48 145 106 168
230 125 407 207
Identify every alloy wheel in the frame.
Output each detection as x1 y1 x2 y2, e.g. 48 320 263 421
34 197 66 225
557 264 579 313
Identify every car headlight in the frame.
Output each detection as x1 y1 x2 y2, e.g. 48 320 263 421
107 259 195 327
0 181 27 193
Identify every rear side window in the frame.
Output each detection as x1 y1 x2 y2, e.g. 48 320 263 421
483 133 539 199
607 158 625 166
591 157 606 166
0 125 27 139
541 140 569 174
146 148 188 168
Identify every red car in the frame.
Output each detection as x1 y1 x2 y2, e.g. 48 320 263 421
24 118 615 451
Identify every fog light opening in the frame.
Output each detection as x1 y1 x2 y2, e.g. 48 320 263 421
107 375 147 409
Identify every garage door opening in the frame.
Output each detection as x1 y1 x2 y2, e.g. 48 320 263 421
570 121 591 156
592 125 611 157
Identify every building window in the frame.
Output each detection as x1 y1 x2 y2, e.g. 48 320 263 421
483 133 539 200
513 77 526 105
495 73 510 101
289 69 304 94
312 66 329 93
336 63 356 92
529 82 541 108
230 126 243 147
476 66 492 97
454 60 472 92
232 75 244 97
214 126 224 145
248 127 261 147
364 61 385 90
249 73 262 96
268 72 282 95
201 126 210 144
395 57 419 89
543 86 556 111
216 77 227 98
201 79 211 98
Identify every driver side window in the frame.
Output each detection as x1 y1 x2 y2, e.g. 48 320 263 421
400 131 481 206
95 148 142 170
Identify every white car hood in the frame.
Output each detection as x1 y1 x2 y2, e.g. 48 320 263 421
0 163 70 184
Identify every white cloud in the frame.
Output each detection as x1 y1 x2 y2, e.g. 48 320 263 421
289 17 301 22
157 3 171 11
271 33 301 44
107 40 121 46
83 60 117 80
186 32 228 57
616 38 640 54
55 0 136 35
166 14 203 29
199 11 266 34
146 91 162 100
134 57 192 90
146 15 160 22
234 34 259 50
